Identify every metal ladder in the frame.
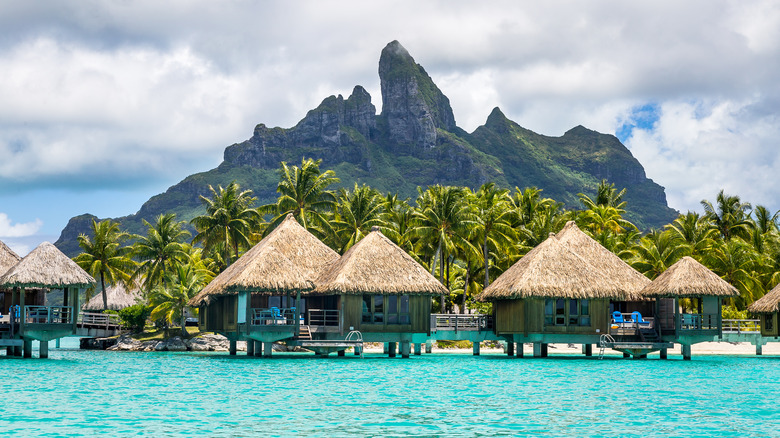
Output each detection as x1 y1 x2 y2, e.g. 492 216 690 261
345 330 364 358
598 334 615 359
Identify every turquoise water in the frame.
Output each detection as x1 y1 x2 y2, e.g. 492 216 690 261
2 341 779 437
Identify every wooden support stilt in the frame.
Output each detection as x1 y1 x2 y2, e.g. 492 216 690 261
472 342 480 356
39 341 48 359
247 340 255 356
388 342 397 358
660 348 667 359
254 341 262 357
413 343 422 356
425 341 432 354
682 344 692 361
584 344 593 357
541 343 548 357
506 342 514 356
623 352 631 358
55 338 60 349
337 350 345 357
516 344 524 358
263 342 273 357
229 340 237 355
383 343 389 354
354 346 361 356
533 342 542 357
14 345 22 356
401 342 411 358
756 343 763 356
23 339 32 358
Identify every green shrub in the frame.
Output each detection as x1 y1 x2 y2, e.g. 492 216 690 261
118 304 150 333
722 305 748 320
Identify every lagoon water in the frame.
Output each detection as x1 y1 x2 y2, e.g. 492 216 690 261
3 339 779 437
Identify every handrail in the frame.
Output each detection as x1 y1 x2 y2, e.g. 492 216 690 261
25 305 73 324
431 313 493 331
251 307 297 326
677 313 719 330
78 312 121 329
722 319 761 333
308 309 340 327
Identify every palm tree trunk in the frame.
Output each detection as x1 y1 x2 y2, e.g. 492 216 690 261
181 309 187 337
484 234 489 289
101 271 108 311
440 249 446 313
462 260 470 314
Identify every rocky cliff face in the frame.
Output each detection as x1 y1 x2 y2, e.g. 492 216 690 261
55 40 678 256
378 40 456 153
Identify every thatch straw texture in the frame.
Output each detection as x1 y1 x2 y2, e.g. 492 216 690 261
82 283 144 311
0 242 95 289
313 229 447 296
0 239 21 276
639 256 739 298
748 283 780 313
554 221 650 300
189 214 340 306
478 235 628 300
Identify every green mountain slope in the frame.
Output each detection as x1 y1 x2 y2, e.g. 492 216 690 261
55 40 677 256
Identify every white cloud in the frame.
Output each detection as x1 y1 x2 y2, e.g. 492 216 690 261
0 212 42 238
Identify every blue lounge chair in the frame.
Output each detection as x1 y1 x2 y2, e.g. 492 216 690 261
631 311 652 327
612 311 624 323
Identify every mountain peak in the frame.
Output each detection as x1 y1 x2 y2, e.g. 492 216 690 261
378 40 455 152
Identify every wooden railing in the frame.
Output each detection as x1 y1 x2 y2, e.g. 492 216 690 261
678 313 719 330
432 314 493 331
308 309 340 327
722 319 761 333
25 306 73 324
78 312 121 329
251 307 297 325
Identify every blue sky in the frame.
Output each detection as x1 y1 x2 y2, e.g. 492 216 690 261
1 1 780 255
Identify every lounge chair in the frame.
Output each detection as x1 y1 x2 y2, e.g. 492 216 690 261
612 311 625 323
631 311 652 327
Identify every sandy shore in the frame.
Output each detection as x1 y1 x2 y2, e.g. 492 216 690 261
361 341 780 356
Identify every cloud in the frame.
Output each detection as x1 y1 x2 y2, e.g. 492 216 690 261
0 212 42 238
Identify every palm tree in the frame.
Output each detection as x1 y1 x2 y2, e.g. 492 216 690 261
380 193 414 252
191 182 259 267
148 263 207 337
665 212 717 257
261 158 339 241
409 185 478 312
703 238 761 309
132 213 190 293
473 183 516 289
630 230 689 279
332 184 387 253
701 190 753 241
74 219 136 311
579 179 627 210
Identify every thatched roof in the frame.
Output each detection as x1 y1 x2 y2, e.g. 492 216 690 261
0 242 95 289
82 283 144 311
748 283 780 314
554 221 650 300
478 234 628 300
313 228 447 296
0 239 21 276
639 256 739 298
189 214 340 306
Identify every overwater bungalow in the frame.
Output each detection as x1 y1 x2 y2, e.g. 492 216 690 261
0 242 95 358
748 282 780 339
1 240 23 315
638 256 739 359
478 229 643 357
188 214 340 356
82 283 143 312
310 227 446 357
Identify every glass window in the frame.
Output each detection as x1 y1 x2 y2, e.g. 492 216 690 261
580 300 589 316
555 299 566 325
388 296 398 324
373 295 384 323
399 295 410 324
362 295 372 323
544 299 554 325
268 296 280 308
569 300 579 325
766 316 774 331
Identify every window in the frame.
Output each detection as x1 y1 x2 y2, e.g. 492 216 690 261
766 315 774 332
544 299 591 327
361 295 410 325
